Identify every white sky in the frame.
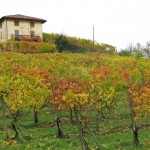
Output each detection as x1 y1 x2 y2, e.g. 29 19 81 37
1 0 150 50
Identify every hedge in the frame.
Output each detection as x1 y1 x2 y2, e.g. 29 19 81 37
0 41 57 53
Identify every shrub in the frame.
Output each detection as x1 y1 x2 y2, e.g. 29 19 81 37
35 42 57 53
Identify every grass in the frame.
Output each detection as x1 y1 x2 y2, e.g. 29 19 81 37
0 103 150 150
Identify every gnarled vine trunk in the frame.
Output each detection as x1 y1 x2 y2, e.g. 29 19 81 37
33 107 38 126
70 108 74 123
0 96 9 140
73 106 89 150
129 93 139 146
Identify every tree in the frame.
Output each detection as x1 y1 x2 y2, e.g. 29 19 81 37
55 34 68 53
143 42 150 58
118 50 132 56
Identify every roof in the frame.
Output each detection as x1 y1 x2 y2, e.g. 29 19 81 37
0 14 47 23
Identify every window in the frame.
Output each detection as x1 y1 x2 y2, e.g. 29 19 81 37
0 23 2 28
1 32 2 39
15 30 19 39
15 30 19 35
14 21 19 26
30 31 35 37
30 22 34 27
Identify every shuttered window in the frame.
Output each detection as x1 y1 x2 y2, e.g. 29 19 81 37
30 31 35 36
15 30 19 35
30 22 34 27
14 21 19 26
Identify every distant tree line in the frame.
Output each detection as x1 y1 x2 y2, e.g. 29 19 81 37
118 42 150 58
43 33 116 54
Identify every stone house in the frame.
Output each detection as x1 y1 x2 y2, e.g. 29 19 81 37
0 14 46 42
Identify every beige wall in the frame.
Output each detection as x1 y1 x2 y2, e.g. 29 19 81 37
0 20 8 41
0 19 43 42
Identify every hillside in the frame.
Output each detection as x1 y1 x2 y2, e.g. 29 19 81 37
43 33 116 54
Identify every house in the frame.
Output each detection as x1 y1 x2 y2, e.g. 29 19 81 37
0 14 46 42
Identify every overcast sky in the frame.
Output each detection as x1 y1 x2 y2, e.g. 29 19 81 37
1 0 150 50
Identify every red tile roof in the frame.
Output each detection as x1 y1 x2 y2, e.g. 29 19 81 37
0 14 46 23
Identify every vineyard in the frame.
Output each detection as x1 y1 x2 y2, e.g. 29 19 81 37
0 52 150 150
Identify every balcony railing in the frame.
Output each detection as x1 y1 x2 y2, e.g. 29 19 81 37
11 34 42 42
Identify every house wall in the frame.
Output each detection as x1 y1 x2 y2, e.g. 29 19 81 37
0 20 8 42
0 19 43 42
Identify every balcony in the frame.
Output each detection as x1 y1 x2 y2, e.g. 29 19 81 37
11 34 42 42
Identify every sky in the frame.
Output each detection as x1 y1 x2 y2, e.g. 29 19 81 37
1 0 150 50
